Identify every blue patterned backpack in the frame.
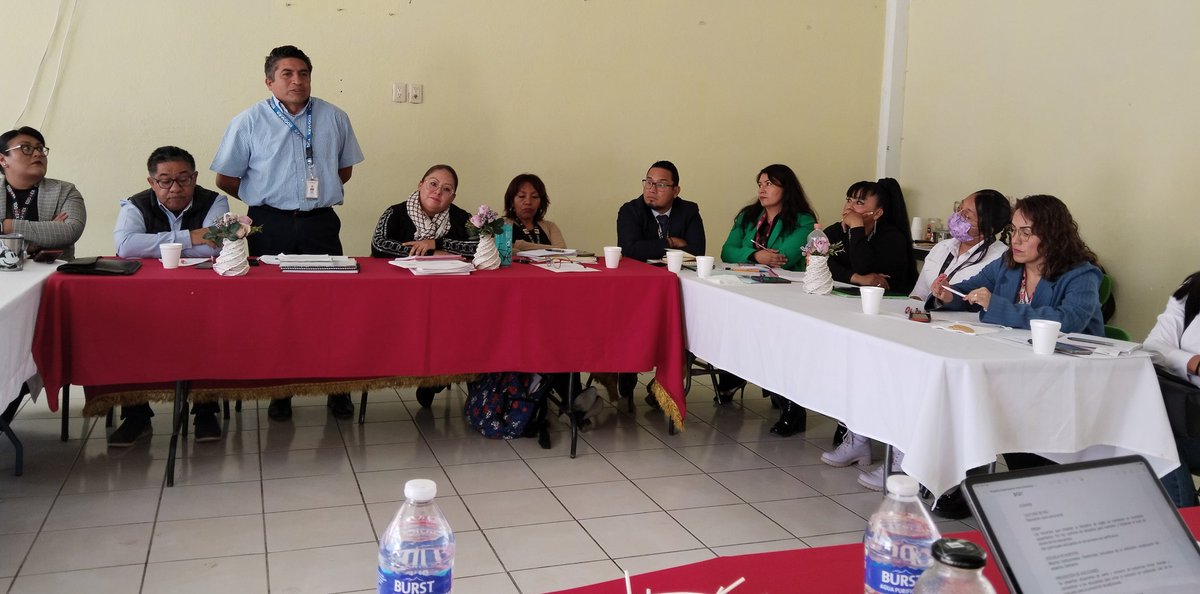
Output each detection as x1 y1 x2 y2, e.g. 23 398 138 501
465 373 550 440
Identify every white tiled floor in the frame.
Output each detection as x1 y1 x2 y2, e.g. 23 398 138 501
0 376 980 593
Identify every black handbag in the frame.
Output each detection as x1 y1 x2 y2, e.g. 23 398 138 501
57 256 142 276
1157 365 1200 440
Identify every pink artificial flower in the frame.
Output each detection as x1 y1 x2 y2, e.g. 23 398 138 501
238 215 253 226
470 215 484 228
813 237 830 253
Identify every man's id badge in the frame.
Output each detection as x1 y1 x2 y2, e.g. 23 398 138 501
305 178 319 200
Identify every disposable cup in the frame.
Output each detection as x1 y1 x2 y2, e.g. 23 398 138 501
860 286 884 315
1029 319 1062 355
665 250 684 273
695 256 715 278
160 243 183 269
603 246 622 269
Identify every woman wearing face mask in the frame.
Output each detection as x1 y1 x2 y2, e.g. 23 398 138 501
910 190 1012 306
824 178 917 294
371 164 472 258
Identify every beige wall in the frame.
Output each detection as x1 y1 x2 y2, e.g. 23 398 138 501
4 1 884 264
900 0 1200 338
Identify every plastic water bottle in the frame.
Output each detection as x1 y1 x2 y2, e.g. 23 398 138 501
377 479 455 594
865 475 941 594
912 539 996 593
805 224 829 255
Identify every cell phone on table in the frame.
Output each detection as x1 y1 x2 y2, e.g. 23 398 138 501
195 261 214 269
750 275 791 284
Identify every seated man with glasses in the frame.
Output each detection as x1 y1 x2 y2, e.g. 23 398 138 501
615 160 706 409
107 145 229 447
616 160 706 262
0 126 86 260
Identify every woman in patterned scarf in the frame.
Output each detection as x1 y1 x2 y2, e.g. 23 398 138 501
371 164 472 257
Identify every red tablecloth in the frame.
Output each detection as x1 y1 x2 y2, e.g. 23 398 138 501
550 507 1200 594
32 258 686 424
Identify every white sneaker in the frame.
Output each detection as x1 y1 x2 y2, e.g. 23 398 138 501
820 429 872 467
859 448 905 491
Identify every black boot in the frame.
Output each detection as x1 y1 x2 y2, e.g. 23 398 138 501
769 398 807 437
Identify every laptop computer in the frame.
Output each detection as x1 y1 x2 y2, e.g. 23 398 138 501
963 455 1200 593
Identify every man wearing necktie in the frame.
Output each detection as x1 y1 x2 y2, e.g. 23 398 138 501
615 160 705 261
614 161 706 408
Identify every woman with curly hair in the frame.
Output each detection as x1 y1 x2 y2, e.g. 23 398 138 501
931 194 1103 336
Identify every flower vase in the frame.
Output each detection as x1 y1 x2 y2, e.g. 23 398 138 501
803 254 833 294
214 238 250 276
473 235 501 270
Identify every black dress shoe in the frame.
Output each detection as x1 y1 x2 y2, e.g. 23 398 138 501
327 393 354 419
107 417 152 447
415 384 447 408
930 486 972 520
713 379 747 405
193 411 222 442
644 394 661 410
267 397 293 421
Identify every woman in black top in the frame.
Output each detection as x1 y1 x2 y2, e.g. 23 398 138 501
824 178 917 294
371 164 472 258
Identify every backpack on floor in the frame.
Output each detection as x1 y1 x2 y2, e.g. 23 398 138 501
465 372 549 439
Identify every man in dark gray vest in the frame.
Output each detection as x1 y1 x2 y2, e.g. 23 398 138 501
108 145 228 446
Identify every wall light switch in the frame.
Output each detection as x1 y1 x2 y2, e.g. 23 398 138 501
392 83 407 103
408 83 424 104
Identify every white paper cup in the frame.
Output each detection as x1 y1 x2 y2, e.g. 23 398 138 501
665 250 684 273
695 256 715 278
1029 319 1062 355
160 243 183 269
860 286 885 315
603 246 622 269
911 217 924 241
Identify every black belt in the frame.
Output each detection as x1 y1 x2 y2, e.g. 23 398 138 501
253 204 334 218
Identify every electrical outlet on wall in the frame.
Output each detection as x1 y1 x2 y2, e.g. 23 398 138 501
408 83 423 104
392 83 407 103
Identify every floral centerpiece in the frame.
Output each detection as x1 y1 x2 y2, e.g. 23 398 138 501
204 213 261 276
801 225 843 294
466 205 504 270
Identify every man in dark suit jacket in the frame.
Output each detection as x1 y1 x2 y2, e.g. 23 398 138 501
616 160 705 261
614 160 706 408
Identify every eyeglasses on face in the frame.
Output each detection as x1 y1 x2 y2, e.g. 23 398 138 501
3 144 49 157
152 174 196 189
423 178 455 195
642 179 675 190
1004 224 1035 241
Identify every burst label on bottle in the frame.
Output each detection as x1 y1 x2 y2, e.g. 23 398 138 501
378 569 451 594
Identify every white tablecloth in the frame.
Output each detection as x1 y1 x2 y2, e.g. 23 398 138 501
1 263 58 411
681 272 1178 496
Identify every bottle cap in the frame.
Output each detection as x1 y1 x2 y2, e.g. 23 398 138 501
931 538 987 569
404 479 437 501
885 474 919 497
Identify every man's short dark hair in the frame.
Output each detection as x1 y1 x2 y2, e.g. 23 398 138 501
146 146 196 175
265 45 313 80
0 126 46 152
649 160 679 186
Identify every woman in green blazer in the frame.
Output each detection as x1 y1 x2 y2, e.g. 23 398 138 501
714 164 818 437
720 164 817 271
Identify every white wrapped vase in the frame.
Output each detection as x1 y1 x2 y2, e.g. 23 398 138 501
214 238 250 276
803 255 833 294
473 235 501 270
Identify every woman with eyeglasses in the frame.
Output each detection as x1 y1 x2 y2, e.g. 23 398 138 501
503 173 566 252
930 194 1104 336
712 164 818 435
910 190 1012 306
0 126 86 260
1145 271 1200 507
371 164 473 258
824 178 917 294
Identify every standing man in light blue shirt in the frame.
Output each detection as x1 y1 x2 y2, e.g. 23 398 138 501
210 45 364 422
114 145 227 259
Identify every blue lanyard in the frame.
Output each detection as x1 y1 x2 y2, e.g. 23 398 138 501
268 98 314 175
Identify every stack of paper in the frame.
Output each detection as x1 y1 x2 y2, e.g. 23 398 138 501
388 258 474 275
279 256 359 273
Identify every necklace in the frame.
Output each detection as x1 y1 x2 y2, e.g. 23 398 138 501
4 183 37 220
519 226 543 243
